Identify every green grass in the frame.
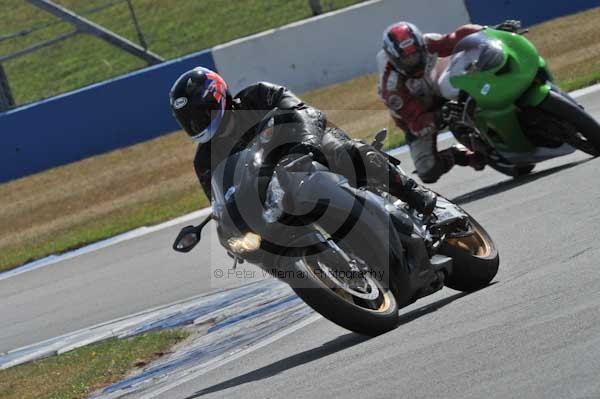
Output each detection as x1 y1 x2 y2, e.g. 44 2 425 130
383 129 406 149
0 186 206 272
560 69 600 92
0 70 401 274
0 329 189 399
1 7 600 273
0 0 364 105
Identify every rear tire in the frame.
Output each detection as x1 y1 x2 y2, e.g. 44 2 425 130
538 90 600 156
439 218 500 292
283 249 399 336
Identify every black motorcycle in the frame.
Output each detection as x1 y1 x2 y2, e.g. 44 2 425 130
174 113 499 336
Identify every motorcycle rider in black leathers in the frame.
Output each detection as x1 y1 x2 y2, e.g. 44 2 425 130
169 67 438 216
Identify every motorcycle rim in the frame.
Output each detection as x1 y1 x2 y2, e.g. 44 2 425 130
440 216 500 292
445 223 493 257
301 250 394 314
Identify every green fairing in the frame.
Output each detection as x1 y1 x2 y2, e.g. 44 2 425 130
475 108 531 152
449 28 552 153
521 81 551 107
521 57 553 107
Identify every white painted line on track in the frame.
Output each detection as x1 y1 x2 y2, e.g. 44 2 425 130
389 131 453 157
570 82 600 98
4 83 600 282
137 313 323 399
0 207 212 282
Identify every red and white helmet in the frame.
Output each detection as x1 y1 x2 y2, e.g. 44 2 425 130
382 22 427 77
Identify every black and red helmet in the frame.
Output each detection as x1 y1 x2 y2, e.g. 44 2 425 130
169 67 230 143
382 22 427 77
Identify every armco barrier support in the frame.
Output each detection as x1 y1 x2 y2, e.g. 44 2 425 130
0 51 215 183
212 0 471 95
464 0 598 27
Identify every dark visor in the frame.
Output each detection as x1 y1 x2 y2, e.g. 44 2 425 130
174 106 211 137
389 50 424 74
189 110 212 135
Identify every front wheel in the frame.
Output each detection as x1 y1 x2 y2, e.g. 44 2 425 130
538 90 600 156
439 217 499 292
282 245 399 336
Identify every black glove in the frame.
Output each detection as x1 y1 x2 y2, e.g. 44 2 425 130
441 101 464 125
494 20 524 33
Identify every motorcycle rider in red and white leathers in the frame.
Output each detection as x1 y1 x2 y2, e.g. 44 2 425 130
377 22 487 183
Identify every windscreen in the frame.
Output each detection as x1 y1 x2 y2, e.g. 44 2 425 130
447 31 505 77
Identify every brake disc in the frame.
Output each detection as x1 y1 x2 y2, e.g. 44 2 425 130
317 259 380 301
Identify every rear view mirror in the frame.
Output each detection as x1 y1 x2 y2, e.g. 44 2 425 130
173 225 201 253
372 129 388 150
374 128 388 143
172 214 212 253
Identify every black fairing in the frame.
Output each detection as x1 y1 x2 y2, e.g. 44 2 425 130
210 118 446 307
274 159 446 306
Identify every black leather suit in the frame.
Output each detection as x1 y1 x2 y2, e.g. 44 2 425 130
194 82 428 210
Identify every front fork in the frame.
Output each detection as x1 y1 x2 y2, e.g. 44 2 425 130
446 96 493 156
450 92 540 159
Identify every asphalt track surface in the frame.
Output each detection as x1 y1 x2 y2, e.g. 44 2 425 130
2 89 600 398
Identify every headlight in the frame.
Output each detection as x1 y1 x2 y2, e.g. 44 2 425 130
228 232 262 253
262 172 285 223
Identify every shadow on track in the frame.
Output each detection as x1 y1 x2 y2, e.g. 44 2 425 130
451 158 591 206
184 332 368 398
185 291 472 398
395 291 472 327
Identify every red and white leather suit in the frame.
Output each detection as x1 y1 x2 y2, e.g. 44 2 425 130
377 24 483 183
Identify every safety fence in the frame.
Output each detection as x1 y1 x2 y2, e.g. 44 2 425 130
0 0 596 182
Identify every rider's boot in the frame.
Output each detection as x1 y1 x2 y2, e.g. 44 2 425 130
389 168 437 217
442 145 486 171
363 150 437 216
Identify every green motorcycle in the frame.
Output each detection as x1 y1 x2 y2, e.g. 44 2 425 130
439 28 600 177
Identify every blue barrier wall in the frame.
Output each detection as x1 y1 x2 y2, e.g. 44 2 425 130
464 0 598 26
1 0 598 183
0 50 215 183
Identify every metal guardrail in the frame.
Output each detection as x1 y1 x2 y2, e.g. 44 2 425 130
0 31 79 64
0 64 15 111
0 0 126 44
0 0 163 111
26 0 163 65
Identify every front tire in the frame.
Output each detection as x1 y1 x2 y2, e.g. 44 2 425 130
282 247 400 336
439 218 499 292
